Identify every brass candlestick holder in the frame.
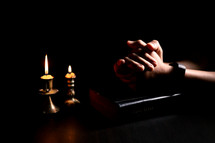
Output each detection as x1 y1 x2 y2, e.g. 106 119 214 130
39 78 60 114
38 54 60 114
65 78 80 106
65 65 80 106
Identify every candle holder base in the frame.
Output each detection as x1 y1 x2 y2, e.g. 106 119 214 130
39 89 60 114
42 96 60 114
65 97 80 106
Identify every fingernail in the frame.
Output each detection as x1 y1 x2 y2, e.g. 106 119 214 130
140 65 145 71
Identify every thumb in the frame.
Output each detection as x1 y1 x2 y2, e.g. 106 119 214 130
146 40 163 60
127 40 147 50
114 59 125 73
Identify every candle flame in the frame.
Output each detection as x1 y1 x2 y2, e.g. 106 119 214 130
45 54 49 74
68 65 72 73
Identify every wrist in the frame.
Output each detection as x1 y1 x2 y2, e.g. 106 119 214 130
169 62 186 79
163 63 174 75
159 62 187 92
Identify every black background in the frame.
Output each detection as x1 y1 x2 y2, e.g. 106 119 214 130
3 2 214 112
4 4 215 115
3 3 215 143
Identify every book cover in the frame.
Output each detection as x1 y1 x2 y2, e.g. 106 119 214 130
89 86 183 121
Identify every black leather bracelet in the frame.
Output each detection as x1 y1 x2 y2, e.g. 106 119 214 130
169 62 186 79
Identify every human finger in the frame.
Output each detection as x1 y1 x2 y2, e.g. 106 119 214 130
146 40 163 60
127 40 155 53
127 40 147 50
124 56 145 72
114 59 125 74
128 53 155 71
116 59 125 66
114 59 134 76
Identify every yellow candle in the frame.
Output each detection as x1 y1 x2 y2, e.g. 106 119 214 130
65 65 76 78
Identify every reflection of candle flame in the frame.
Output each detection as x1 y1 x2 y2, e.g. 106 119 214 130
49 96 56 111
68 65 72 73
45 54 48 74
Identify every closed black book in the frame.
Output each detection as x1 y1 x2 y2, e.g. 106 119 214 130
89 85 183 121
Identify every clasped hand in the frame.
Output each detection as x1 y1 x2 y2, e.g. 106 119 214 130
114 39 171 91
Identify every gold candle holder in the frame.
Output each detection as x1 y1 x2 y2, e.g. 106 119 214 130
38 54 60 114
65 65 80 106
40 74 53 92
39 88 59 114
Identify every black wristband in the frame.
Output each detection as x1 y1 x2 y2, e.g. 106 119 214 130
169 62 186 79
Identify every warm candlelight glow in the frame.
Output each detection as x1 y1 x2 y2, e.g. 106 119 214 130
45 54 48 74
65 65 76 78
41 54 54 80
41 74 54 79
68 65 72 73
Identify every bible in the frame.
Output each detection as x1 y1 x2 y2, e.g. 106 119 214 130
89 78 184 121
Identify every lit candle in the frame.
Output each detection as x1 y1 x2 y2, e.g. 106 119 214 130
64 65 80 105
65 65 76 79
65 65 76 88
40 54 54 92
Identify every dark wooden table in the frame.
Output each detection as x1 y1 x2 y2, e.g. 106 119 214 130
7 98 215 143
